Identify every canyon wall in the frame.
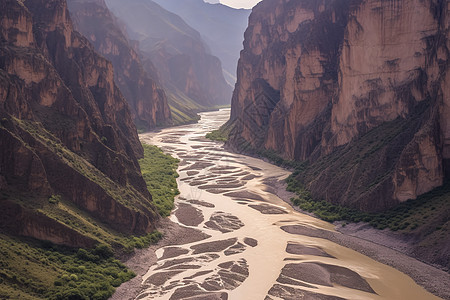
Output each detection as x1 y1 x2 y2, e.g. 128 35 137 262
0 0 159 247
67 0 171 130
228 0 449 212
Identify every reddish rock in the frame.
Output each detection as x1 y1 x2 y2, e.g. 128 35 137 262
228 0 449 212
0 0 159 245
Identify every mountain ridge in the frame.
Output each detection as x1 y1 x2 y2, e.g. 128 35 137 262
106 0 232 114
67 0 172 131
153 0 250 85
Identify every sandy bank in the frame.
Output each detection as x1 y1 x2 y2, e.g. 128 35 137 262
266 177 450 300
111 218 209 300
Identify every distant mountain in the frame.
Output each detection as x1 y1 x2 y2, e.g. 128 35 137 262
67 0 172 130
106 0 232 116
153 0 250 85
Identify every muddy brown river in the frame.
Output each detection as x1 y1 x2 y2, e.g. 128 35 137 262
138 109 440 300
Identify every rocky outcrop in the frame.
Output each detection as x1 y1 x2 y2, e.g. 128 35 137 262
106 0 232 108
67 0 171 130
0 200 96 248
0 0 159 247
228 0 449 212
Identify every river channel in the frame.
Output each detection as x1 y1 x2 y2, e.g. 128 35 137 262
137 109 440 300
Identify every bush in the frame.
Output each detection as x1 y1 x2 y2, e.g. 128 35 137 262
48 195 61 204
93 244 114 259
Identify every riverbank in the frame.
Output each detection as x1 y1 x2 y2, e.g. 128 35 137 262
112 197 449 299
111 218 210 300
265 177 450 300
112 109 448 299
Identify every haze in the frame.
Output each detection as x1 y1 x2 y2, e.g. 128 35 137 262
205 0 261 9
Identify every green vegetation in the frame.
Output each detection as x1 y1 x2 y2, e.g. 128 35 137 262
166 87 205 125
0 235 135 300
0 119 180 299
287 174 450 233
0 191 163 299
206 130 228 142
48 195 61 204
205 120 234 142
139 144 180 217
122 231 163 250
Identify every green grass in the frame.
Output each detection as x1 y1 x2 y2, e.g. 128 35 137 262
139 144 180 217
0 234 136 300
0 119 179 299
206 130 228 142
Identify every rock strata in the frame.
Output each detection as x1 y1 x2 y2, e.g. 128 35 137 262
0 0 158 247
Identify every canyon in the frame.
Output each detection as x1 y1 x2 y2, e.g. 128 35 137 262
1 0 449 298
117 109 449 300
105 0 233 123
152 0 251 85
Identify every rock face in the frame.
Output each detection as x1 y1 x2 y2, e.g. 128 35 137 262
67 0 171 130
0 0 159 247
105 0 232 108
228 0 449 211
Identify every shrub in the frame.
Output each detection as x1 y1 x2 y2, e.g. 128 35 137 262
48 195 61 204
139 144 179 217
93 244 114 259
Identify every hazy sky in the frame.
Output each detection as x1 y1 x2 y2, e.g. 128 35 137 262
205 0 262 9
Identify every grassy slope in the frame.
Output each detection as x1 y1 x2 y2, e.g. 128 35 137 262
205 120 234 142
0 124 179 299
166 89 203 125
166 84 231 126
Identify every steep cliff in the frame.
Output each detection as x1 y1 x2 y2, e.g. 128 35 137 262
0 0 159 247
105 0 232 110
228 0 449 213
66 0 171 130
153 0 250 85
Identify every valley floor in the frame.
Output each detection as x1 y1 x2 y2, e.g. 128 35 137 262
263 178 450 300
111 109 449 300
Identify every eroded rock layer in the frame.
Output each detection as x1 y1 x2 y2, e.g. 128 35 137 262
228 0 450 212
0 0 158 246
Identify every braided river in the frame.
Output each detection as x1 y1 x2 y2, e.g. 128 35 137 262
136 109 440 300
